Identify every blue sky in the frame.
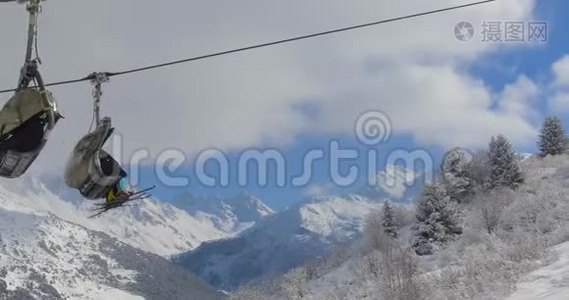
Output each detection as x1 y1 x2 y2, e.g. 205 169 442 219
470 0 569 100
126 0 569 211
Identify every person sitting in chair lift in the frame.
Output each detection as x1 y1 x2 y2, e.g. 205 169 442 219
105 178 133 204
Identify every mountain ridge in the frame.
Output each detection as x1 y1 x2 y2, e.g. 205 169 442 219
0 201 224 299
1 178 275 257
174 193 385 290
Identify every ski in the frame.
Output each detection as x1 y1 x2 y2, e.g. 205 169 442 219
87 185 156 218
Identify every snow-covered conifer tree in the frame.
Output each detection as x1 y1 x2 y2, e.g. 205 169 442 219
488 135 524 190
413 182 462 255
441 148 474 203
382 200 398 239
538 116 568 157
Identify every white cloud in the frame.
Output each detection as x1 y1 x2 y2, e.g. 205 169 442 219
549 56 569 113
0 0 538 175
498 75 540 120
304 184 334 198
553 55 569 87
312 63 539 148
376 165 418 199
550 93 569 112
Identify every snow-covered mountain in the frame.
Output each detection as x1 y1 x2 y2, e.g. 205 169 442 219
173 194 384 291
0 178 273 257
0 195 224 299
169 193 275 233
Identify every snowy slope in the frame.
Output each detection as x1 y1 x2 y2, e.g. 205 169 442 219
0 179 273 257
293 154 569 300
174 194 383 290
0 197 224 299
507 242 569 300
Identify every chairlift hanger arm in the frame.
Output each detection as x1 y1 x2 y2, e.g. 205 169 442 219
89 72 110 126
25 0 42 62
16 0 44 92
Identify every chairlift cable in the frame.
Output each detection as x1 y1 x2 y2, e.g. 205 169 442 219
0 0 497 95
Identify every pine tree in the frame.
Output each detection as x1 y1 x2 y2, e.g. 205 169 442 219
441 148 474 203
468 150 492 190
538 116 568 157
488 135 524 190
382 200 398 239
412 182 462 256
